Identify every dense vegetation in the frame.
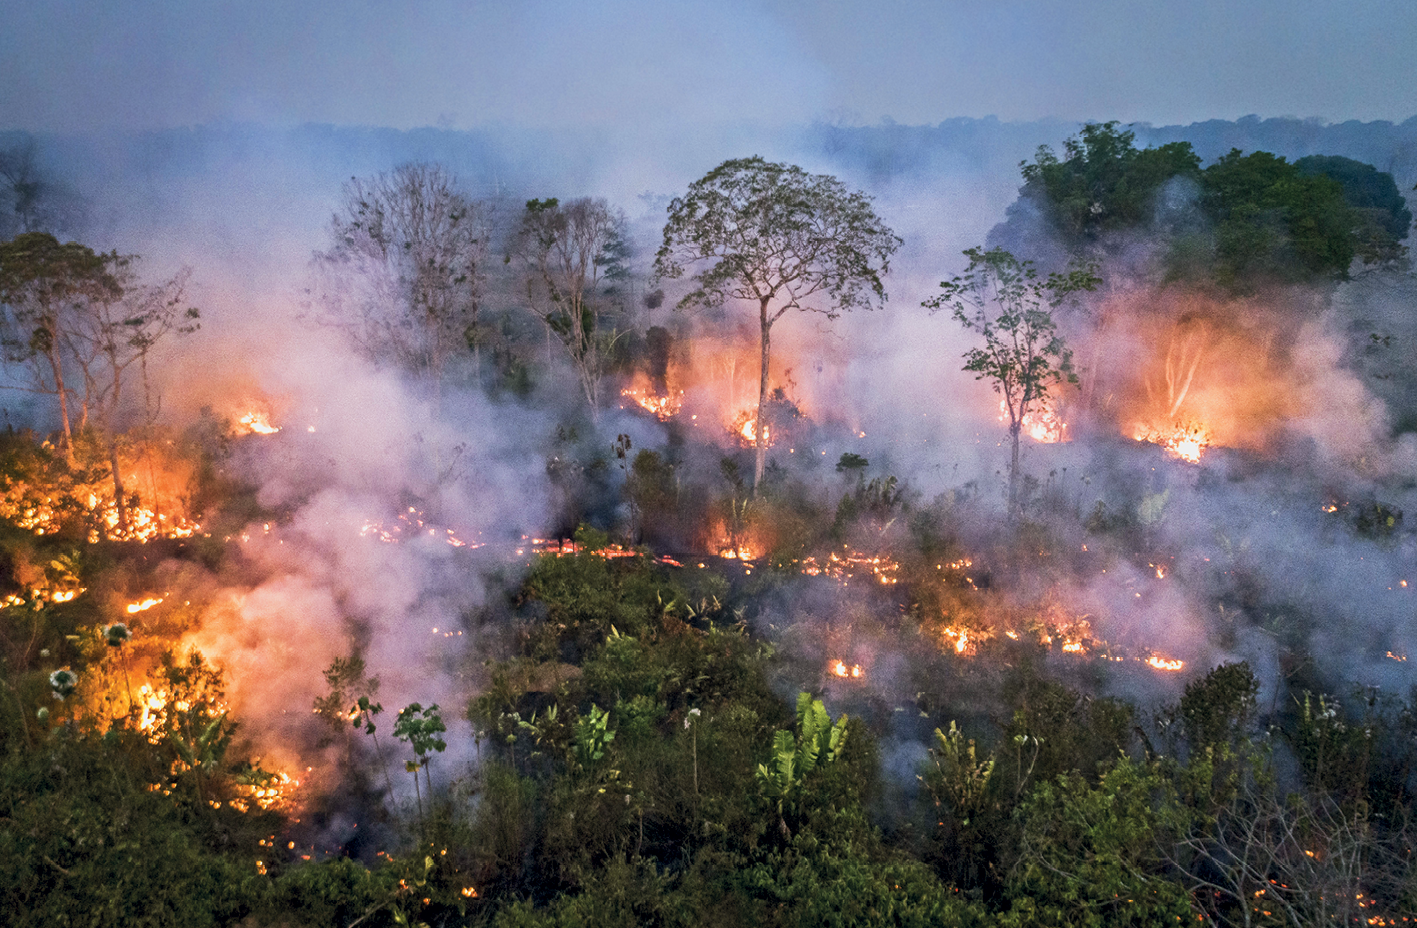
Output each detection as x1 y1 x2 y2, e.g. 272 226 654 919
1012 121 1410 289
3 466 1417 925
2 124 1415 926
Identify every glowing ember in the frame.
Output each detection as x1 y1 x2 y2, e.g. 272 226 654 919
1388 651 1407 662
127 597 164 614
796 549 901 586
1132 422 1210 463
1146 655 1185 672
236 412 280 435
0 491 200 543
360 508 480 548
829 660 864 679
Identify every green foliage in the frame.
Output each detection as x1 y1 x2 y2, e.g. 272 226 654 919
572 703 615 767
1177 660 1258 752
1004 757 1191 928
1200 148 1361 287
0 708 278 924
756 693 850 837
1001 668 1136 792
923 722 995 827
1020 121 1202 241
924 247 1097 512
1017 123 1409 290
1296 154 1412 260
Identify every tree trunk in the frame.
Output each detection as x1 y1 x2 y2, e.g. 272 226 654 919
109 436 127 538
754 297 771 492
1008 423 1021 516
46 342 73 466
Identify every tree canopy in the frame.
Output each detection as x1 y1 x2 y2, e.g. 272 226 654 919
1020 121 1202 241
1017 122 1410 290
655 156 900 488
313 163 488 390
925 247 1099 513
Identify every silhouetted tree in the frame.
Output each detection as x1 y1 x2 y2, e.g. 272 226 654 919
655 156 899 490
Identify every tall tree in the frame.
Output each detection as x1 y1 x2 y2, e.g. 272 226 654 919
507 197 629 419
64 259 199 531
925 247 1099 514
313 163 488 392
0 232 120 462
655 156 900 490
0 232 198 524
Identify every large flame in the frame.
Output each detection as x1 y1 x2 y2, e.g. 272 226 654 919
619 377 684 421
1132 422 1211 464
1000 398 1066 443
235 411 280 435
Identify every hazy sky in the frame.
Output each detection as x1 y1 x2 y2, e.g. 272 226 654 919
2 0 1414 133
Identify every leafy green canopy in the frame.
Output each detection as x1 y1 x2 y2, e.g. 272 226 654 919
1021 121 1202 240
1020 122 1410 289
654 156 901 318
925 247 1098 512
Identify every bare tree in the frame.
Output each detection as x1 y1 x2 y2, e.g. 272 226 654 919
1166 765 1414 927
0 232 198 526
0 232 120 462
63 259 199 530
313 163 488 393
508 197 629 420
0 139 82 238
656 157 900 490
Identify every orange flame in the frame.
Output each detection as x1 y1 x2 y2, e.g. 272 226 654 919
829 660 864 679
620 386 683 420
236 412 280 435
734 413 770 445
1001 398 1065 443
1132 422 1210 464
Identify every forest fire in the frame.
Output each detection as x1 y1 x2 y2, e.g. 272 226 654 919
717 543 757 561
132 683 297 811
1145 654 1185 672
829 659 864 679
940 625 975 655
127 597 164 613
1002 398 1066 443
620 385 683 420
796 549 901 586
733 411 770 446
359 508 478 548
235 412 280 435
1132 422 1211 463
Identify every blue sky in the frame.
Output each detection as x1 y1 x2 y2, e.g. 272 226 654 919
2 0 1414 133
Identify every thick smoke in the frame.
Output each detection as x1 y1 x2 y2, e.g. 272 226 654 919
4 116 1414 809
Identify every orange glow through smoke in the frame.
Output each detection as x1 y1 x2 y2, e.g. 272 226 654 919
829 660 864 679
236 412 280 435
1001 398 1066 443
1132 422 1211 464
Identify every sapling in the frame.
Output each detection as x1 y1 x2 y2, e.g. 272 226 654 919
394 702 448 823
